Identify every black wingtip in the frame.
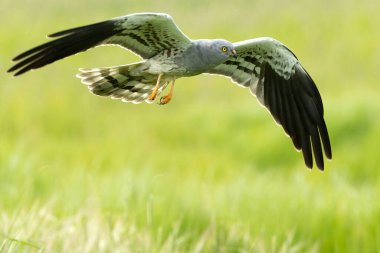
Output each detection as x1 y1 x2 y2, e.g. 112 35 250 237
12 54 24 62
13 69 25 76
7 65 18 74
7 66 24 76
302 150 313 170
325 143 332 161
47 20 114 38
315 154 325 171
316 161 324 171
8 20 119 76
48 30 73 38
260 61 332 171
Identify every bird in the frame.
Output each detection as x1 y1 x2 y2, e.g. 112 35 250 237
7 12 332 170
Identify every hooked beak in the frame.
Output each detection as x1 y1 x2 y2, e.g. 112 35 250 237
232 49 238 59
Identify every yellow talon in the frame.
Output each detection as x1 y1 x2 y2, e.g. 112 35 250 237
159 80 175 105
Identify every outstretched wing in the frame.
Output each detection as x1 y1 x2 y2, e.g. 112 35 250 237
207 37 332 170
8 13 191 76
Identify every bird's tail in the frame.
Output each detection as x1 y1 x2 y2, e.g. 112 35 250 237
76 62 168 104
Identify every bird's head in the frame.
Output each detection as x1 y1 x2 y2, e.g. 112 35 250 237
211 39 238 60
188 39 238 72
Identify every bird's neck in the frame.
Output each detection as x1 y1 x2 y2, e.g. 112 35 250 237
182 40 226 73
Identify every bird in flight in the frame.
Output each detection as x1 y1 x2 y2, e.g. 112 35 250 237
8 12 332 170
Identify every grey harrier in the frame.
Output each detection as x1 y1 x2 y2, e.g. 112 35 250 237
7 13 332 170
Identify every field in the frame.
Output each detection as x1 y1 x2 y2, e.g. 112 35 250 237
1 0 379 252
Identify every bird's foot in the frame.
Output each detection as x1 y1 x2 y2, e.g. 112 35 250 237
159 94 172 105
158 80 175 105
148 90 158 101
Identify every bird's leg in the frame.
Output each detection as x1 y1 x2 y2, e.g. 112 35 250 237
148 73 163 101
159 80 175 105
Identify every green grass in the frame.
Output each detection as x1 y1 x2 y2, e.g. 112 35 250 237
1 0 380 252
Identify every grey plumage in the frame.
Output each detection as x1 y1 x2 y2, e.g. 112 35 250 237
7 12 332 170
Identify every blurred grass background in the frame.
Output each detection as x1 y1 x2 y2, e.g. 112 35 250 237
1 0 379 252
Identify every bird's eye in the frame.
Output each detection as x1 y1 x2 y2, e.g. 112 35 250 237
221 46 228 52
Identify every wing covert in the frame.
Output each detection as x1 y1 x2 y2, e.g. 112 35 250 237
104 13 191 58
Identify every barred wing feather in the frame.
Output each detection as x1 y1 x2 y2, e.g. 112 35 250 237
207 37 332 170
8 13 191 76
